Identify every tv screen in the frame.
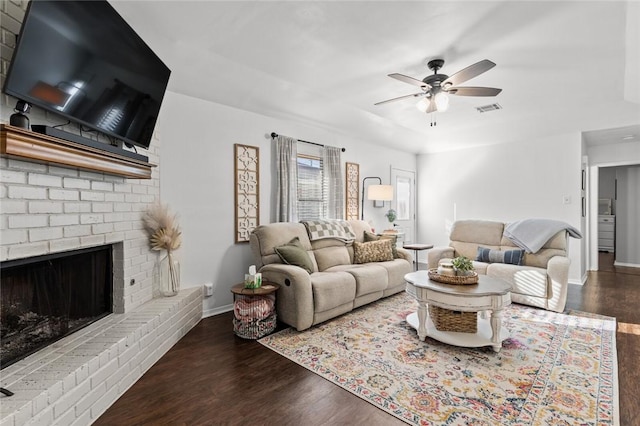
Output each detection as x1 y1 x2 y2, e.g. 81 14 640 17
3 0 170 150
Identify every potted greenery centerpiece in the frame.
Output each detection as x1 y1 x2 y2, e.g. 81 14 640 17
451 256 474 276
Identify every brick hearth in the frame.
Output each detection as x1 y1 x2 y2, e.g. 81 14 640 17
0 288 202 426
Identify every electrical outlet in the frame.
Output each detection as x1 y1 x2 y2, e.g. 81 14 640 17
204 282 214 297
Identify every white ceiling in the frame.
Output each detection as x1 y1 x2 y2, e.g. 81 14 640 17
111 1 640 154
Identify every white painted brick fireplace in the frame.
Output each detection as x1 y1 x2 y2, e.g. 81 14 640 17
0 2 203 425
0 156 159 313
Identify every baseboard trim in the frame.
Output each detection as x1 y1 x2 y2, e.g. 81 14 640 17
568 277 586 286
613 261 640 268
203 303 233 318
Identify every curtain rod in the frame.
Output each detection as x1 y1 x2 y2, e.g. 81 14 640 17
270 132 346 152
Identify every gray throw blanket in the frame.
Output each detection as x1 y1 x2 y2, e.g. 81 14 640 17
504 219 582 253
301 219 356 242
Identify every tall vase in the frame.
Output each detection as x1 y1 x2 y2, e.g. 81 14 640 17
159 251 180 297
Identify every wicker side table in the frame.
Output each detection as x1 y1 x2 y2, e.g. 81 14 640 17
230 282 279 339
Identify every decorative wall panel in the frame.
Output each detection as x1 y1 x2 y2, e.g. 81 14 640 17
345 162 360 220
234 144 259 243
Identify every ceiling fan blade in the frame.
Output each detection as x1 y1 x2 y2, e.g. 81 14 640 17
374 92 425 105
388 73 430 89
446 86 502 97
441 59 496 87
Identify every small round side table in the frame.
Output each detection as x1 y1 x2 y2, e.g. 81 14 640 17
402 243 434 271
230 282 279 339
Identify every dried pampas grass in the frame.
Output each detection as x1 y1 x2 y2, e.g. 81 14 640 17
143 203 182 252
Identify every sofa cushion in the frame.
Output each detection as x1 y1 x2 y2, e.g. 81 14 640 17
450 220 504 245
313 245 352 271
486 263 548 298
364 230 399 258
500 229 567 267
348 220 373 243
500 230 566 250
309 272 356 312
472 261 489 275
342 264 389 297
353 240 394 264
275 237 314 273
521 249 566 269
451 241 499 260
376 259 412 288
250 222 318 271
476 246 525 265
501 240 566 268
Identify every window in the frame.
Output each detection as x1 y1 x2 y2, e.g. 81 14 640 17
297 154 326 221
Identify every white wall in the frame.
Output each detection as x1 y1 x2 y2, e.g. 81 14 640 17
588 140 640 165
416 132 584 283
158 91 416 315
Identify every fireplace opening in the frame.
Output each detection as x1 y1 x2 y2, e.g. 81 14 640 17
1 245 113 369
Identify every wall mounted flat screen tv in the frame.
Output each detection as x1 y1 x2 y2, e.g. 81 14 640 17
3 0 171 150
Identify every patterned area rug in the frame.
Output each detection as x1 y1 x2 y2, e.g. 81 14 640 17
259 292 618 425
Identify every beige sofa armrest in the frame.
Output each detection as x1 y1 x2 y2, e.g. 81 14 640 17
259 264 314 331
427 246 455 269
545 255 570 313
395 247 412 263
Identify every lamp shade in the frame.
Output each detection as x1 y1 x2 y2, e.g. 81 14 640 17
367 184 394 201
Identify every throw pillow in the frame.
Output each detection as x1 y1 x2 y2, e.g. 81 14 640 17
363 230 399 259
476 246 525 266
353 239 394 264
275 237 314 273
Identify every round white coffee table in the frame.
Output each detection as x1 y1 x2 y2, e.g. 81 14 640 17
405 271 511 352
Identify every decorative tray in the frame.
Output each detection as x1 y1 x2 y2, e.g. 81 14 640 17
428 268 479 285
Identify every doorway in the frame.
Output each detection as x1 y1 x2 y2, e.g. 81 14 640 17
589 163 640 271
390 168 416 244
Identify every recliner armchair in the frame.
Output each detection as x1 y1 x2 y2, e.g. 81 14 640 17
427 220 570 312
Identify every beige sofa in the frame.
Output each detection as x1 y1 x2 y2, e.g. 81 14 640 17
249 220 412 331
427 220 570 312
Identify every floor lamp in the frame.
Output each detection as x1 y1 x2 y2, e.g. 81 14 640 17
361 177 394 220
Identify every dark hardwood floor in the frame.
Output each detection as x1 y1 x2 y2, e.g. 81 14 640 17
97 253 640 425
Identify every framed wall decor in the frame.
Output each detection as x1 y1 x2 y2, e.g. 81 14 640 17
234 144 259 243
345 162 360 220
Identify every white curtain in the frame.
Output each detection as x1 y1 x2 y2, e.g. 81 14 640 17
323 145 344 219
275 135 298 222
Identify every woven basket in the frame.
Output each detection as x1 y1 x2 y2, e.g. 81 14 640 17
428 268 478 285
429 306 477 333
233 313 277 339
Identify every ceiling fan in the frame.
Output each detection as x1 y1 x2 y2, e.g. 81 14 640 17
375 59 502 114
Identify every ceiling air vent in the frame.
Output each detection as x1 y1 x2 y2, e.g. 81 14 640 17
476 103 502 113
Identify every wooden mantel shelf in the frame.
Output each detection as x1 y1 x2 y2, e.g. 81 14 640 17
0 124 156 179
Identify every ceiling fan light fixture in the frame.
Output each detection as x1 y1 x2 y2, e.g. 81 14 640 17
416 97 429 112
434 92 449 112
376 59 501 119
